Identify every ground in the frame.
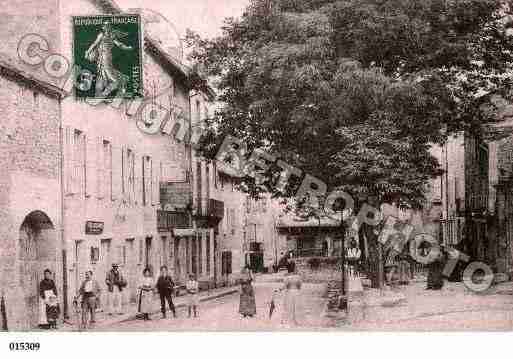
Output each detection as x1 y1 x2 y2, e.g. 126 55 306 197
84 275 513 331
98 281 332 331
349 280 513 331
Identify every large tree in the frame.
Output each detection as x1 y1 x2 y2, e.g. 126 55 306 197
186 0 513 284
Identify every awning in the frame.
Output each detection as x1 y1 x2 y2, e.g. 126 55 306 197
276 216 341 228
173 228 196 236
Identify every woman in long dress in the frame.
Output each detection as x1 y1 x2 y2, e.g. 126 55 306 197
38 269 59 329
427 249 445 290
138 268 154 320
239 265 256 318
281 261 302 328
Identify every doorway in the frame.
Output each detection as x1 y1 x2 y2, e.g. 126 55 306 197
18 211 56 329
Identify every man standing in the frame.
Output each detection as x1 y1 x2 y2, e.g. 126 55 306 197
156 266 176 319
78 270 101 328
105 263 126 315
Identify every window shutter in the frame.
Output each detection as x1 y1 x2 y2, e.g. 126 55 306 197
96 137 104 199
106 143 112 200
64 126 73 195
134 153 142 205
121 146 128 200
85 134 96 197
143 156 152 206
111 146 122 201
151 159 161 206
71 132 84 195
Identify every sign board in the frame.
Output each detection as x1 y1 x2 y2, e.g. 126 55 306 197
85 221 104 235
73 14 143 99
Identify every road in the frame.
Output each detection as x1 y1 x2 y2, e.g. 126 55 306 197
350 281 513 331
98 282 332 331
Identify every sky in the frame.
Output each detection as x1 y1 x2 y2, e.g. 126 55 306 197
118 0 250 39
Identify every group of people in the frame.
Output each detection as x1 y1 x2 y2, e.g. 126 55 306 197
38 263 202 330
38 260 306 329
238 262 304 328
76 264 199 327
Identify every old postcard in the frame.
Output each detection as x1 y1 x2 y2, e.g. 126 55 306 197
1 0 513 338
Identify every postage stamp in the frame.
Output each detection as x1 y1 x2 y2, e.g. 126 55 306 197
72 14 143 99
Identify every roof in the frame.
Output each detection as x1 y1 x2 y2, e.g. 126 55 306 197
0 53 66 99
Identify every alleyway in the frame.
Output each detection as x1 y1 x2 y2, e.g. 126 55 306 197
97 281 332 331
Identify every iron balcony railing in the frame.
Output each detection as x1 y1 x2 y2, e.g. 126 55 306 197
157 210 190 231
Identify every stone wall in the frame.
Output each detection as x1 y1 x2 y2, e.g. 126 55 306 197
0 73 61 330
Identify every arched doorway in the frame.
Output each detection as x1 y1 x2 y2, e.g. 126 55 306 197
18 211 56 328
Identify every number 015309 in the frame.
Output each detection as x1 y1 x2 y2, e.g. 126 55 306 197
9 342 40 351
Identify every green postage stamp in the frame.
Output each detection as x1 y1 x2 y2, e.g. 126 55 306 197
73 14 143 99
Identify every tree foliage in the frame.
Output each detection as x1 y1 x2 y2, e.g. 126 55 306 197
186 0 513 208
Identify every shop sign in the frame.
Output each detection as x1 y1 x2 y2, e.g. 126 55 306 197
85 221 104 235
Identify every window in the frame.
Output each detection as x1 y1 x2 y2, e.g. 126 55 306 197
126 149 135 203
230 208 236 234
221 251 232 275
73 129 85 194
185 238 190 274
90 247 99 264
142 156 152 206
206 164 210 202
103 140 112 199
198 233 203 275
196 162 202 214
206 232 210 275
117 245 127 266
161 236 167 267
213 162 218 189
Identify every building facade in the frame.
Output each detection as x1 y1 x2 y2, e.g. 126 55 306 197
1 0 197 329
0 55 65 330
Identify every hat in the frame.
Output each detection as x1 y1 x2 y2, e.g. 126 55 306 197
112 263 119 267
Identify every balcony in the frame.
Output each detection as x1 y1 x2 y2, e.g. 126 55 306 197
157 210 191 232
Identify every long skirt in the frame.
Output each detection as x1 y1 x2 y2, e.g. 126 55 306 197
38 300 48 327
427 260 444 290
239 283 256 316
281 289 301 327
138 289 153 314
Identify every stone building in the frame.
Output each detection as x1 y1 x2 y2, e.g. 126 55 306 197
1 0 198 329
492 135 513 277
244 194 281 272
429 133 491 263
0 54 65 330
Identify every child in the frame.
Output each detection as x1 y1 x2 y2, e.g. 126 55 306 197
186 274 199 318
46 294 60 329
